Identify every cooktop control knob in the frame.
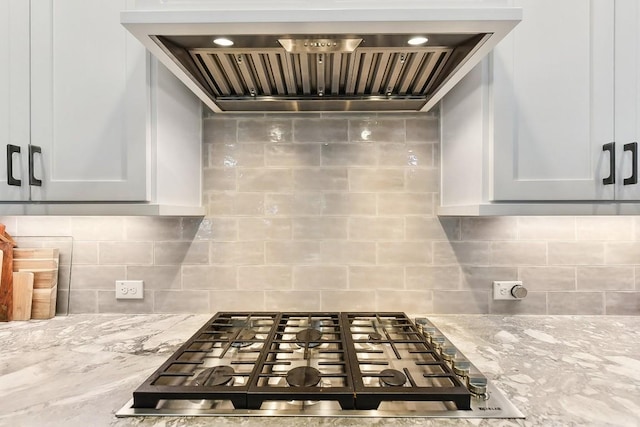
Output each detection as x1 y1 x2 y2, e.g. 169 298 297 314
510 284 528 299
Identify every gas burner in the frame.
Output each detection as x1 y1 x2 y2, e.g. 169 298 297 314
379 369 407 387
295 328 323 348
286 366 322 387
230 329 256 348
192 366 235 386
368 332 383 341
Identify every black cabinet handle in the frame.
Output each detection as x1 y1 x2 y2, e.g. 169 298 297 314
28 145 42 187
624 142 638 185
6 144 22 186
602 142 615 185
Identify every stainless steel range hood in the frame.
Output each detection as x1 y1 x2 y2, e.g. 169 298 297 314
122 1 521 113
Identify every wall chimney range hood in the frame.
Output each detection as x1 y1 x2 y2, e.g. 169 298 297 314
122 1 521 113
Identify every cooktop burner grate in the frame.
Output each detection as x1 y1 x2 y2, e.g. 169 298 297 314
132 312 278 409
129 312 482 413
343 313 470 410
247 312 356 409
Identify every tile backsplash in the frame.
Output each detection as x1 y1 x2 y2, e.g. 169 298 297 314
2 113 639 315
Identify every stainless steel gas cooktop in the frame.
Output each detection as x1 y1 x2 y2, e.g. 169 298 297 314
117 312 524 419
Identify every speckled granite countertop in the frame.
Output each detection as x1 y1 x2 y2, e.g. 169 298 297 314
1 314 639 427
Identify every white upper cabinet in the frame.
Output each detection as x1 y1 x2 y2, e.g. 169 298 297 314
440 0 640 214
0 0 30 202
492 0 614 201
615 0 640 201
30 0 147 201
0 0 203 214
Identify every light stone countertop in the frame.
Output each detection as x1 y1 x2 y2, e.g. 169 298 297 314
1 314 639 427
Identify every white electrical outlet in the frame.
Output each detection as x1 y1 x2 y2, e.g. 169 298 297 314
493 281 527 300
115 280 144 300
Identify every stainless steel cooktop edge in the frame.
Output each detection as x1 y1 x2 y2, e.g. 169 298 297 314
116 382 524 419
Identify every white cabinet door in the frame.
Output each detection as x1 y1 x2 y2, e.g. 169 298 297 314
30 0 147 201
0 0 30 201
615 0 640 200
492 0 615 201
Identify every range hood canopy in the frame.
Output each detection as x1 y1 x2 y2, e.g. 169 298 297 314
122 1 521 113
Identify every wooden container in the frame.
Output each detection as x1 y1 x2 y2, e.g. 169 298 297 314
32 285 57 319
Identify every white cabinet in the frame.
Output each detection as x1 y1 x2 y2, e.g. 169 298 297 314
615 0 640 201
0 0 203 215
30 0 147 201
440 0 640 215
0 0 30 202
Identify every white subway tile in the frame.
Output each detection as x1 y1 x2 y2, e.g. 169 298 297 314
577 217 633 241
293 217 348 240
70 265 126 290
265 291 321 311
321 143 377 166
548 292 604 315
127 266 181 290
320 241 376 264
433 242 490 265
210 241 264 265
577 266 635 290
405 168 439 193
518 217 576 240
377 193 432 215
406 266 461 290
432 291 489 314
265 144 320 166
209 143 264 167
376 290 432 313
182 266 237 290
491 242 547 266
265 193 323 216
321 290 375 311
238 266 292 290
350 169 404 192
462 217 518 241
349 266 404 289
210 290 265 311
294 266 348 290
203 167 237 192
293 118 348 142
99 242 153 265
238 118 292 143
238 169 292 192
266 241 322 264
518 266 576 291
349 118 406 143
154 241 209 265
548 242 605 265
238 218 292 241
322 193 377 215
155 291 210 313
378 143 433 167
349 217 404 241
125 217 182 241
294 169 348 191
378 242 432 264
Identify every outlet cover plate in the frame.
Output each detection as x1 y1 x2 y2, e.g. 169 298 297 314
493 281 522 300
116 280 144 300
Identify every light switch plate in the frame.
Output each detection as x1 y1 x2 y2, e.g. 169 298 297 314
115 280 144 299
